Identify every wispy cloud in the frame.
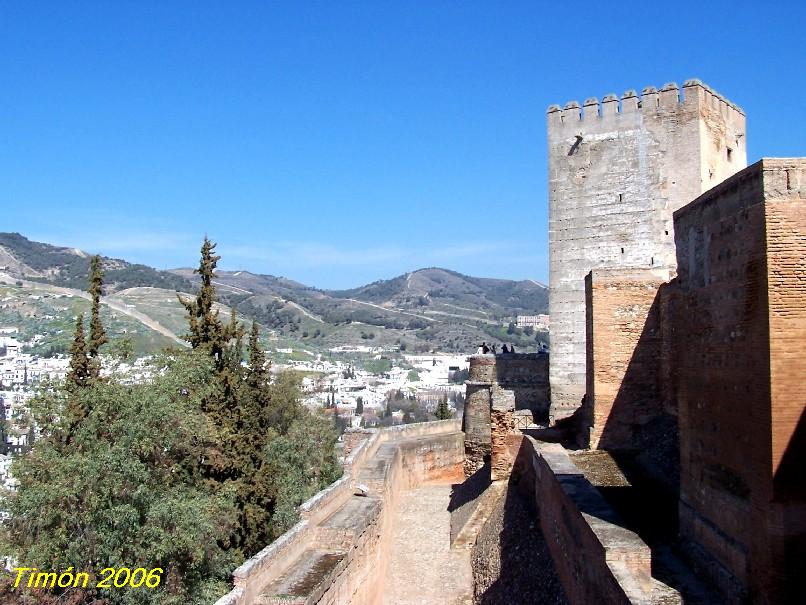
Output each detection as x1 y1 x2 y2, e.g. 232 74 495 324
220 239 539 269
31 230 198 256
222 242 407 267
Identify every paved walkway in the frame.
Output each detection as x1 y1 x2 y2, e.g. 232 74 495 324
382 484 472 605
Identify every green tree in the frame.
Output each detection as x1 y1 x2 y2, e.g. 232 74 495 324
2 352 238 605
435 395 452 420
178 238 238 369
66 313 90 392
87 255 108 367
264 411 341 538
234 321 278 555
355 396 364 416
109 336 134 362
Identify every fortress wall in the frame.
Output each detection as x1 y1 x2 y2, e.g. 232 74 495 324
507 437 677 605
673 159 806 604
463 354 549 476
214 420 464 605
548 80 746 421
584 268 672 449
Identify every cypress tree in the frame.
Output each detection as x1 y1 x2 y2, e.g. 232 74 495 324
435 395 452 420
236 321 275 554
66 314 91 391
246 321 268 391
179 238 226 361
87 255 107 378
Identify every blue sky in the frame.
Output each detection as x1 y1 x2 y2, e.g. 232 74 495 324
2 1 804 288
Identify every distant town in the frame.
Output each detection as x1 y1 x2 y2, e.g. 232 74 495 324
0 325 474 494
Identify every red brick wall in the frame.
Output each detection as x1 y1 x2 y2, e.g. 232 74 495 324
764 170 806 597
673 159 806 604
584 269 671 450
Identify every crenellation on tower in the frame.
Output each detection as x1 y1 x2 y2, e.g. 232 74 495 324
600 94 618 117
547 81 745 133
659 82 679 109
582 97 599 121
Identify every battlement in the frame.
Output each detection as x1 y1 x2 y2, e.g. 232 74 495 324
547 79 745 130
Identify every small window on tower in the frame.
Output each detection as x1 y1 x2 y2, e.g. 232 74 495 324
727 147 733 162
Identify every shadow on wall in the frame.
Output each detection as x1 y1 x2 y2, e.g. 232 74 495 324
775 406 806 499
773 405 806 589
593 285 680 493
449 461 491 514
470 463 568 605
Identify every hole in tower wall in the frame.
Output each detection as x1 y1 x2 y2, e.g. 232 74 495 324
621 248 624 254
727 147 733 162
617 193 623 203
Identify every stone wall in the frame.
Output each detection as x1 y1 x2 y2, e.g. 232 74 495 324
673 159 806 604
213 420 464 605
463 353 549 477
506 436 679 605
584 268 672 449
548 80 746 421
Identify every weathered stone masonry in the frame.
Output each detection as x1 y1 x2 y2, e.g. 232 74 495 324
462 353 549 478
548 80 746 420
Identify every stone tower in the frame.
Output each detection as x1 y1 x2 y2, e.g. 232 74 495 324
547 80 746 420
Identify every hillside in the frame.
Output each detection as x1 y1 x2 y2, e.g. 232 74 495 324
0 233 548 355
0 232 192 293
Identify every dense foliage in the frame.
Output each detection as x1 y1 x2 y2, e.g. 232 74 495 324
2 352 238 605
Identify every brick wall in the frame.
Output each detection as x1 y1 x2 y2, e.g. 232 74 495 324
673 159 806 604
214 421 464 605
584 268 671 449
513 437 679 605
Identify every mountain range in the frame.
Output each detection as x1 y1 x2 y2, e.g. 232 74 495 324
0 232 548 355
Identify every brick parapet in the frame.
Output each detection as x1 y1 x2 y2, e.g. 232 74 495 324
464 354 549 478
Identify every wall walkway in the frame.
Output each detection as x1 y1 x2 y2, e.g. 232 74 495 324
213 420 464 605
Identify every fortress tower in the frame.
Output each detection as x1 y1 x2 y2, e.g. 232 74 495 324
547 80 746 420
